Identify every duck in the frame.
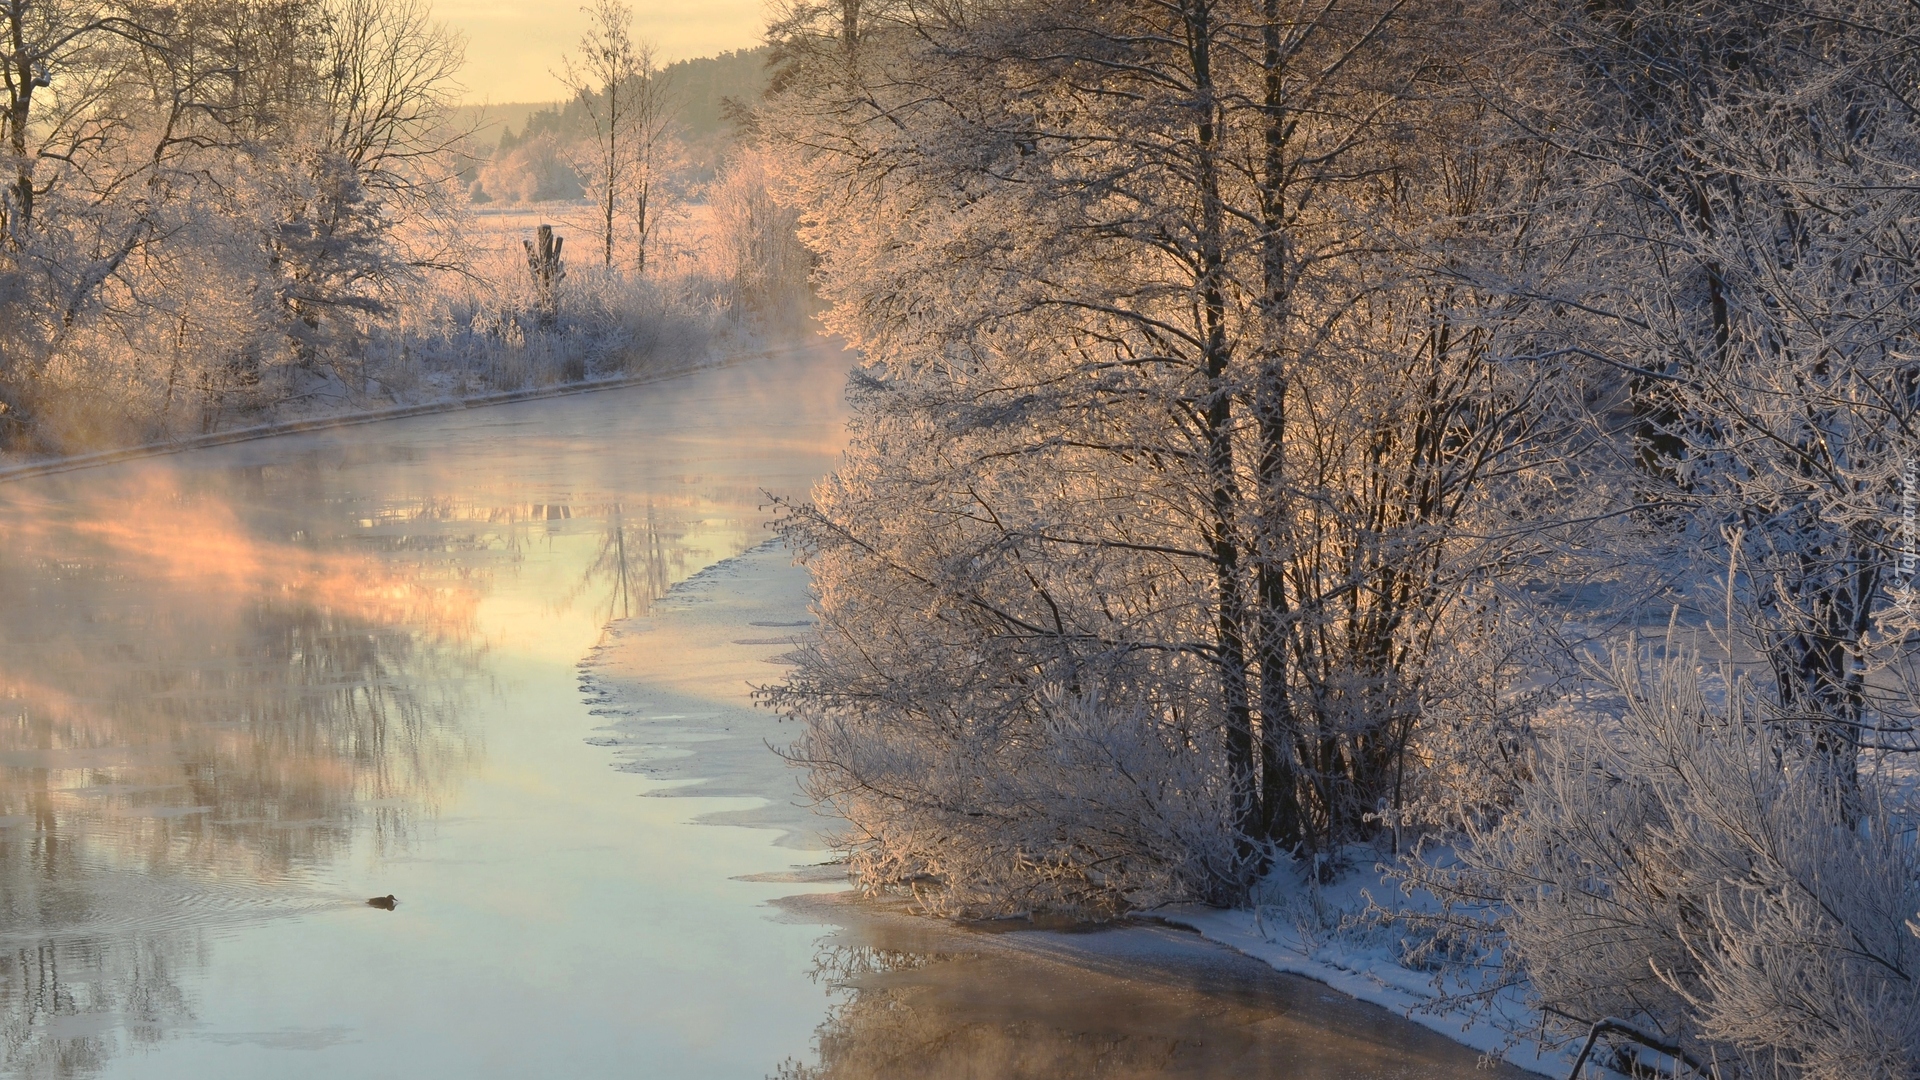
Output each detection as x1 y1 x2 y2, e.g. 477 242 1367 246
366 894 398 910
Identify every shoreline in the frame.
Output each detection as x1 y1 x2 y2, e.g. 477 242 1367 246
579 541 1557 1078
0 338 813 486
766 887 1538 1078
1158 902 1567 1077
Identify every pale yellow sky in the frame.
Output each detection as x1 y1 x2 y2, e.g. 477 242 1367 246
438 0 768 105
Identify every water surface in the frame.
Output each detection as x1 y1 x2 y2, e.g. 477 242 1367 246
0 349 851 1077
0 345 1528 1079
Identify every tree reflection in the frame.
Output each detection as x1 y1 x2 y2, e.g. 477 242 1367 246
771 940 1193 1080
768 936 1327 1080
568 503 704 624
0 468 488 1073
0 937 193 1078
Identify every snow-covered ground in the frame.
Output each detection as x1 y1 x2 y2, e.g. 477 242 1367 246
1162 866 1574 1077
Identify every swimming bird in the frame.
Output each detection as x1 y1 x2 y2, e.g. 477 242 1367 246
367 895 398 910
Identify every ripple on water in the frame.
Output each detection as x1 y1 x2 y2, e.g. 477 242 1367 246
0 861 357 947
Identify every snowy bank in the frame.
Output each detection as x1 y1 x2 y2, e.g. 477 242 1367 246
1160 863 1580 1079
576 541 1542 1077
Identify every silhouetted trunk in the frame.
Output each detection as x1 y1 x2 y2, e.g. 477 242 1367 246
1251 0 1304 852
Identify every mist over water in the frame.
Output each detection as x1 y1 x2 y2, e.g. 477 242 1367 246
0 346 852 1078
0 345 1519 1079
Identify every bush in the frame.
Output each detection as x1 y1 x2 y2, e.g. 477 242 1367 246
1400 646 1920 1079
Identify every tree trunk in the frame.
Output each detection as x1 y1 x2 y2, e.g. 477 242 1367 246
1252 0 1304 852
1183 0 1262 879
6 2 37 244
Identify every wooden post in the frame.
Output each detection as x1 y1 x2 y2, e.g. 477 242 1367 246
524 224 566 330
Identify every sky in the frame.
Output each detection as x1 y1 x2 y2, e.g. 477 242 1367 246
437 1 768 105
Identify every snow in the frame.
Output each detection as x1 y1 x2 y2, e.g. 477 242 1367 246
1159 860 1581 1080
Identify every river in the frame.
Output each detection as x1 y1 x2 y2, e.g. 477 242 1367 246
0 344 1528 1079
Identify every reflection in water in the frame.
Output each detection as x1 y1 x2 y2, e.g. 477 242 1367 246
0 469 487 1074
569 504 708 624
0 937 194 1077
0 363 852 1078
770 912 1526 1080
774 940 1257 1080
0 378 841 1077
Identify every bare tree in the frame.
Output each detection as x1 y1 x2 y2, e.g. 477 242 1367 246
624 41 673 275
0 0 157 243
319 0 465 211
560 0 672 267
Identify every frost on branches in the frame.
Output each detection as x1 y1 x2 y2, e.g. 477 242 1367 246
762 0 1572 914
755 0 1920 1074
1532 0 1920 796
1402 647 1920 1080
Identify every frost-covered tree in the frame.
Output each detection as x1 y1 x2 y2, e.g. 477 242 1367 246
1402 646 1920 1079
0 0 735 451
764 0 1573 911
704 144 809 324
34 0 465 411
559 0 678 272
0 0 187 426
1515 0 1920 798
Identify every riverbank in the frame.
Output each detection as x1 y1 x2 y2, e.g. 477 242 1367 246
770 888 1535 1079
1162 884 1570 1077
577 541 1555 1078
0 334 812 485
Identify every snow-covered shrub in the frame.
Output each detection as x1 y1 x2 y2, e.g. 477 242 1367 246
388 241 730 395
781 670 1242 917
17 223 737 452
1401 646 1920 1079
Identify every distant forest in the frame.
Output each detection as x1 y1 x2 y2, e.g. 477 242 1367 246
475 48 770 188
